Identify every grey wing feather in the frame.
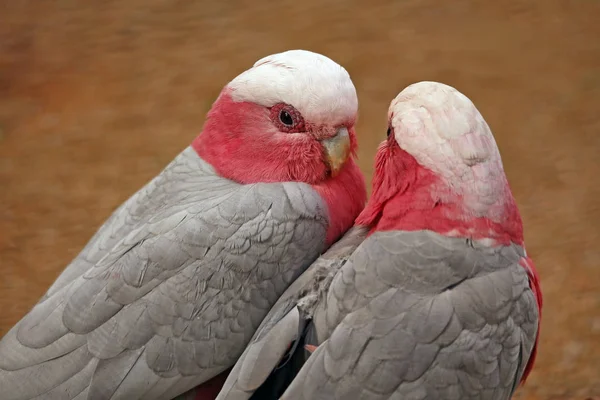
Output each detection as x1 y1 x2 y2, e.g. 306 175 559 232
281 230 540 400
216 226 368 400
0 146 330 400
40 150 189 303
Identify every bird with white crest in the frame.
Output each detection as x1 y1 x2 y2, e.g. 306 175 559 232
0 50 367 400
216 81 542 400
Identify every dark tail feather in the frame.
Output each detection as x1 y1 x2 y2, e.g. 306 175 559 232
250 323 316 400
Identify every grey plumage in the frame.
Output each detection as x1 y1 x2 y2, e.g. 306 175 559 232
218 230 539 400
0 146 330 400
216 226 368 400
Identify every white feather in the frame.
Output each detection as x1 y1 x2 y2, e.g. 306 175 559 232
389 81 510 220
227 50 358 126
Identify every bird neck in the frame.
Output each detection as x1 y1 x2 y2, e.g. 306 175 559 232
356 140 524 246
313 158 367 246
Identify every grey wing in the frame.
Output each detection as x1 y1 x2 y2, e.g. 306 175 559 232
281 231 540 400
0 148 329 400
41 148 201 302
216 226 368 400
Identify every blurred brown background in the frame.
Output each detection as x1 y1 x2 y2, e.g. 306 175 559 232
1 0 598 399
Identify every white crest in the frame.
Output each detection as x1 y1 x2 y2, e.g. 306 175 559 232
389 81 509 218
227 50 358 126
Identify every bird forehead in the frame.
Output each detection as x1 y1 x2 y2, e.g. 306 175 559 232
228 50 358 125
391 82 493 143
389 81 501 175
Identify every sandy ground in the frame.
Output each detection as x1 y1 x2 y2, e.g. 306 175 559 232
0 0 598 398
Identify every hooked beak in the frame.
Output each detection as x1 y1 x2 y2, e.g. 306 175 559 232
320 127 351 177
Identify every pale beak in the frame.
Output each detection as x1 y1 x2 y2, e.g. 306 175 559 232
321 127 351 177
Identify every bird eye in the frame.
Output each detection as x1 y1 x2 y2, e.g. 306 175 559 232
386 127 392 137
279 110 294 126
270 103 305 132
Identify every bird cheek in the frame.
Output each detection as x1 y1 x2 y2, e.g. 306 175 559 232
377 138 392 153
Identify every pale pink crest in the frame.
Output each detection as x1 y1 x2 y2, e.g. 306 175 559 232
388 81 512 223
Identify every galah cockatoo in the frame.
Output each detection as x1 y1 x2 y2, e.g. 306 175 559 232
0 50 367 400
216 81 542 400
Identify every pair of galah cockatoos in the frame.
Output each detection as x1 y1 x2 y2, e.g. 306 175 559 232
0 50 542 400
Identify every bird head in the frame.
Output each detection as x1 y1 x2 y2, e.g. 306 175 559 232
358 81 523 246
193 50 359 185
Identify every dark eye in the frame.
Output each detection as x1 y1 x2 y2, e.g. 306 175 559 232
386 127 392 137
270 103 305 132
279 110 294 126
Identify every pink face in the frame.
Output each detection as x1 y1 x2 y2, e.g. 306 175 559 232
192 90 357 185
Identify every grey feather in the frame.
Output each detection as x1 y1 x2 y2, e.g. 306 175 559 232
274 230 539 400
215 226 368 400
0 146 330 400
